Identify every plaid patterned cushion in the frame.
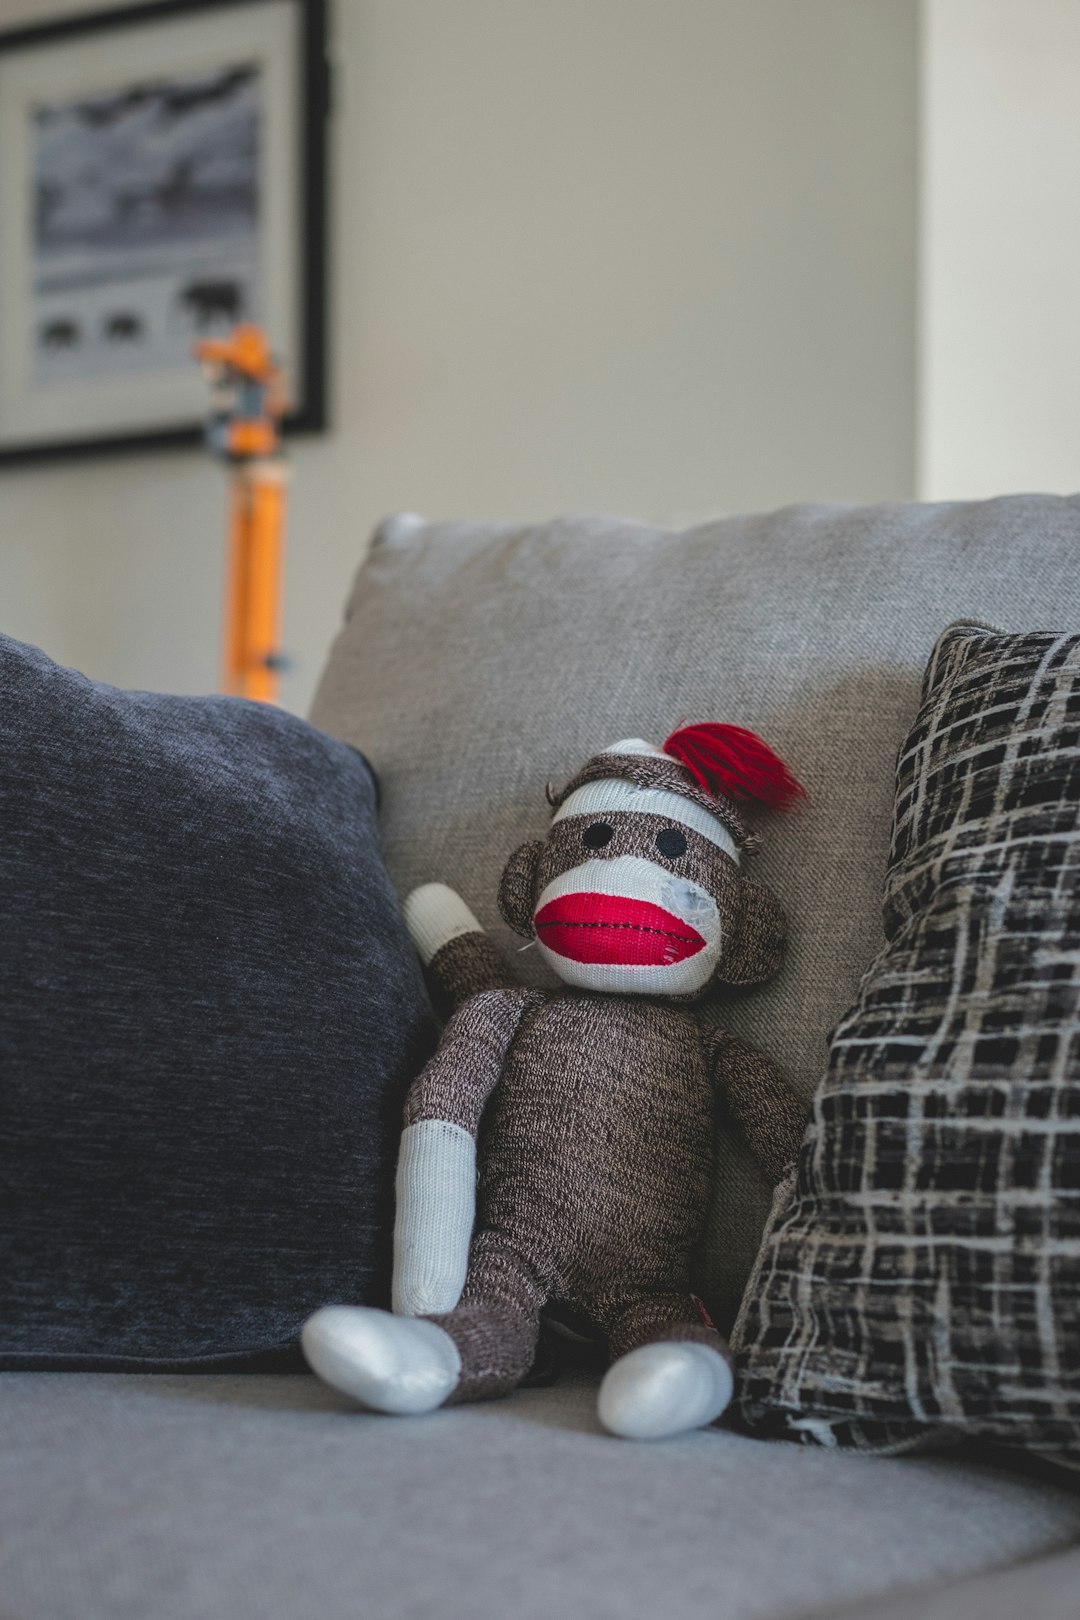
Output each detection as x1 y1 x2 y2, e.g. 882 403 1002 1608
733 623 1080 1460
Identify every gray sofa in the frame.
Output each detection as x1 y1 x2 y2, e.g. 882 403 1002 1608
6 495 1080 1619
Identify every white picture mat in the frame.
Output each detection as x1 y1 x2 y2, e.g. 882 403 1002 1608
0 0 300 447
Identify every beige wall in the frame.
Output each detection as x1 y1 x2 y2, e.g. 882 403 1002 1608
920 0 1080 500
0 0 918 714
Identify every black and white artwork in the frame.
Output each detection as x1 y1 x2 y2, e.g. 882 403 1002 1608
0 0 325 460
33 63 261 383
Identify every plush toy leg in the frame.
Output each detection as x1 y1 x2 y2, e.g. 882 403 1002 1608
301 1306 461 1415
595 1294 734 1441
429 1230 548 1403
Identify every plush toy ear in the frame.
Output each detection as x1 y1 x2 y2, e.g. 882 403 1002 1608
717 873 787 988
497 840 544 936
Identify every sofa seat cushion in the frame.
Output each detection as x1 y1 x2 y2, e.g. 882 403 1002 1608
3 1371 1079 1620
826 1544 1080 1620
309 497 1080 1322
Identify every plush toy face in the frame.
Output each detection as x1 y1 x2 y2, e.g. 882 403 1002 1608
498 784 787 998
533 803 730 994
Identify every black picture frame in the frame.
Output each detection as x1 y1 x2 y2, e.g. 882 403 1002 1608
0 0 328 466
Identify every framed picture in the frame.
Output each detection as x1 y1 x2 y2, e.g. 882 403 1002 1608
0 0 327 464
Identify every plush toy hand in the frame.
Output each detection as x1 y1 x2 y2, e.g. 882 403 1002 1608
404 882 519 1011
404 883 482 966
392 1118 477 1316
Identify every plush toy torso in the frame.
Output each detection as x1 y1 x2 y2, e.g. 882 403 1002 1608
479 992 713 1297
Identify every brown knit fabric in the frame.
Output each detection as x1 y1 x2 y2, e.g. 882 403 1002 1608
404 762 798 1405
549 752 758 852
497 839 545 938
725 874 787 988
426 930 518 1014
433 1228 549 1402
409 991 735 1400
603 1298 730 1363
710 1032 808 1184
403 988 542 1136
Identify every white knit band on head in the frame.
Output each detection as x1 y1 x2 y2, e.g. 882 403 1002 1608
603 738 669 759
552 778 739 861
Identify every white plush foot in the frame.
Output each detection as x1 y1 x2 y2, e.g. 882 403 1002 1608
301 1306 461 1415
597 1342 734 1440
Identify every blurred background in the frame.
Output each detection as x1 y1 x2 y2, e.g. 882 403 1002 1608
0 0 1077 716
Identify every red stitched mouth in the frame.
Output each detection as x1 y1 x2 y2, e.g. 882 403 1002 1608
533 892 706 966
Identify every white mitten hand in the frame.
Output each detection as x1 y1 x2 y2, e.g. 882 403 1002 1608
404 884 483 966
392 1118 476 1316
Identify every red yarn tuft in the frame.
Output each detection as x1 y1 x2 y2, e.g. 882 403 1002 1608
662 723 806 811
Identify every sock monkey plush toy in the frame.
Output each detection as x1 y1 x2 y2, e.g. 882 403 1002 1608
302 724 807 1440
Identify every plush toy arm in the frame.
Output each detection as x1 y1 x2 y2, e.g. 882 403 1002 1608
708 1031 808 1185
393 986 539 1316
393 1119 477 1316
405 882 521 1014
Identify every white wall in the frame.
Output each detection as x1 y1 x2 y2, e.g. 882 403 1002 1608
0 0 918 714
920 0 1080 498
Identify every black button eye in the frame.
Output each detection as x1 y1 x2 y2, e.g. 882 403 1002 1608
656 827 687 858
583 822 615 849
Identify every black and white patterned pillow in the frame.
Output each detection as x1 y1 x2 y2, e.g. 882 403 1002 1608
733 623 1080 1461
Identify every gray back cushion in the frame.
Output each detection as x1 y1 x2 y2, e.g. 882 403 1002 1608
309 497 1080 1322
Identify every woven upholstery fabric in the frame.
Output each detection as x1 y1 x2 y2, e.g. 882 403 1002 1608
0 634 434 1369
6 1371 1080 1620
310 497 1080 1324
734 624 1080 1459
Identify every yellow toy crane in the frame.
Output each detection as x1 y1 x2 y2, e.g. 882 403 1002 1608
195 324 289 705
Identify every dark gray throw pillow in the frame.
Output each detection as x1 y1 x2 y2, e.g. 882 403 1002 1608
733 623 1080 1462
0 635 433 1369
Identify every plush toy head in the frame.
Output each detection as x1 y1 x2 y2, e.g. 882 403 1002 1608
498 724 803 997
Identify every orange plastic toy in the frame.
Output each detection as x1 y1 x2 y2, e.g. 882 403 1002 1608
196 324 289 704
